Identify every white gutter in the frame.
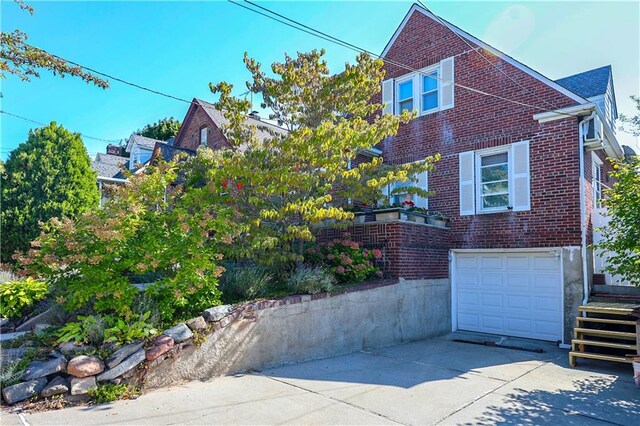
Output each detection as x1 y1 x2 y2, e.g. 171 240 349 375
578 113 595 305
97 176 128 183
532 103 597 123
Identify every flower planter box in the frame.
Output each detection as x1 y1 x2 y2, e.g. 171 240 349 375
427 216 447 227
406 213 426 224
374 208 407 222
352 213 366 224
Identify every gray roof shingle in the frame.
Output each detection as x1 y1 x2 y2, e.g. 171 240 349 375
92 153 128 179
555 65 612 99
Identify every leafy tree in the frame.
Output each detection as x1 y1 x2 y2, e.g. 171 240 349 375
19 160 235 323
1 0 108 88
618 95 640 136
197 49 439 266
137 117 181 141
593 155 640 286
1 122 100 262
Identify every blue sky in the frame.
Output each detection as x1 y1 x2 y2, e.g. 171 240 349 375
1 0 639 160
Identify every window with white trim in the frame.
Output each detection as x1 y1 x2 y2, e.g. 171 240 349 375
381 57 454 117
200 127 208 145
396 78 414 113
592 155 603 208
459 141 530 215
477 150 510 211
421 69 438 113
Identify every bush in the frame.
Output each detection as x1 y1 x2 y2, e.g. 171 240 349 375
0 350 36 388
219 265 273 302
103 312 157 344
306 237 382 283
57 315 105 346
285 266 336 295
89 384 140 403
0 277 49 319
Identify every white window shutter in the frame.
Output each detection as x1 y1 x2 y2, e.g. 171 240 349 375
415 170 429 209
459 151 475 215
382 79 394 115
439 57 455 110
511 141 530 212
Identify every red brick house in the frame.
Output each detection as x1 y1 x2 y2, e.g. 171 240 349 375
344 4 625 344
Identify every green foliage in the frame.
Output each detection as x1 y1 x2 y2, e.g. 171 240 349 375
19 160 233 322
103 312 157 344
137 117 181 142
89 384 140 404
0 266 18 283
219 265 273 302
200 49 439 266
619 95 640 136
0 350 36 388
58 313 157 346
285 266 336 295
593 156 640 286
56 315 105 346
1 1 109 88
306 236 382 283
1 121 99 263
0 277 48 318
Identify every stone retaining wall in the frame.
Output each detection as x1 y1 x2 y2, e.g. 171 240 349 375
143 277 451 388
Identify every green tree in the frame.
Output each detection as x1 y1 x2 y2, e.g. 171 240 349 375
618 95 640 136
1 1 108 88
1 122 100 262
594 156 640 286
137 117 181 141
197 49 439 266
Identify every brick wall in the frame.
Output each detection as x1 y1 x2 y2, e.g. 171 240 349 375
174 104 230 151
377 10 585 249
318 221 450 280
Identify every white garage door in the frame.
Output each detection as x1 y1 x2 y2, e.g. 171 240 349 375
454 251 563 342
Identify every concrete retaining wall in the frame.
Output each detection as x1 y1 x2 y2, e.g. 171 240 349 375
143 278 451 388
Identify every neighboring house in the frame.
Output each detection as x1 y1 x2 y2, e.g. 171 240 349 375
91 153 128 206
356 4 627 344
125 134 167 170
172 98 287 151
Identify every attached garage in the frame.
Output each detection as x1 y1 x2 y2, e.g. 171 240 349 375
452 250 563 342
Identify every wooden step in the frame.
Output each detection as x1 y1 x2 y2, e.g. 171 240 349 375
578 302 636 316
571 339 637 351
573 328 637 340
569 351 633 367
576 317 637 326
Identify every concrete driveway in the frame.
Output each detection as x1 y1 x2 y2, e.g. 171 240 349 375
3 333 638 425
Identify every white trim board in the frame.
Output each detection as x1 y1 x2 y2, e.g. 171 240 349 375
381 4 588 106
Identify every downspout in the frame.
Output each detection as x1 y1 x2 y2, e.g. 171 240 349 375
578 112 596 305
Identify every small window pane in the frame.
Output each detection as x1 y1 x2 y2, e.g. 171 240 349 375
482 194 509 209
422 92 438 111
423 72 437 92
482 181 508 195
399 99 413 112
200 127 208 143
481 152 508 166
481 164 508 182
398 81 413 100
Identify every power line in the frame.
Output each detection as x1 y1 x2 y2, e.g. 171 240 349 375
232 0 580 117
415 0 566 113
0 110 122 144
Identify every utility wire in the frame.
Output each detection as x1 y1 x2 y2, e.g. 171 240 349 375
415 0 567 113
1 110 122 144
233 0 580 117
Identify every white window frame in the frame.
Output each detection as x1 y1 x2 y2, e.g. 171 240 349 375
200 127 208 145
475 146 512 214
419 65 439 115
395 75 415 114
592 155 603 208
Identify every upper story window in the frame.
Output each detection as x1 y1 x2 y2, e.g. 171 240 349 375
421 70 438 112
397 78 414 113
382 57 454 117
459 141 530 216
200 127 208 145
592 155 604 208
